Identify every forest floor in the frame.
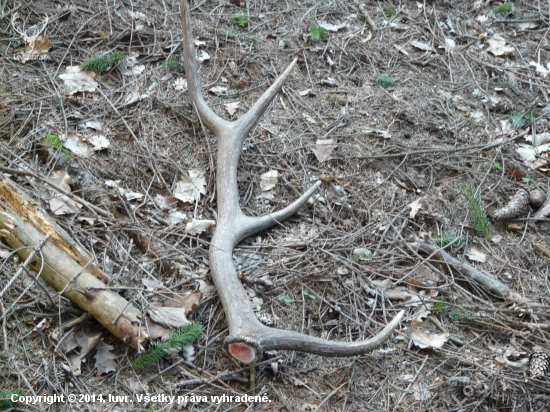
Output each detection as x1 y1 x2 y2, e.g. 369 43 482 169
1 0 550 410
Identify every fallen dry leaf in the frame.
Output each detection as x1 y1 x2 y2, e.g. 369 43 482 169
182 344 196 363
185 219 216 235
317 21 347 32
166 211 187 225
46 170 82 215
516 144 550 169
59 66 98 95
410 319 449 349
302 112 318 124
84 120 102 131
94 341 118 374
466 247 486 263
31 317 51 337
145 316 171 341
224 101 240 116
487 35 514 56
394 44 410 57
311 139 337 163
60 132 92 157
525 132 550 145
142 277 165 292
363 129 391 139
444 38 456 50
408 198 423 219
154 194 178 210
174 78 187 91
517 21 540 30
87 134 111 151
163 291 202 316
260 170 279 191
123 64 145 76
75 331 103 358
529 61 550 77
124 190 144 201
69 355 82 376
174 170 206 203
410 40 436 53
491 234 503 244
197 50 210 62
209 86 227 95
0 249 11 259
197 279 216 298
105 180 144 201
148 306 190 329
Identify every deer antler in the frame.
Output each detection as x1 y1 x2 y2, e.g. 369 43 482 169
180 0 404 364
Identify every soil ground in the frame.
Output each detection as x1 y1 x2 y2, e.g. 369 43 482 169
1 0 550 411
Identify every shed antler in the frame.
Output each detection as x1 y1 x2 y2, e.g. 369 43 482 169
181 0 404 364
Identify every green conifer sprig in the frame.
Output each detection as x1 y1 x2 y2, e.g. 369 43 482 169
376 75 395 87
433 230 461 248
81 51 126 73
462 185 492 238
134 322 203 369
0 390 24 409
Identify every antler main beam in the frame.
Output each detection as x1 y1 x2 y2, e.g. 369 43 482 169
181 0 404 364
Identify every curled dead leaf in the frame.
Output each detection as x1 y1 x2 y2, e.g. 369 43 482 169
410 319 448 349
185 219 216 235
260 170 279 191
311 139 337 163
174 170 206 203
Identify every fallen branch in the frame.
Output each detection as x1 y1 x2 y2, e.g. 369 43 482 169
0 165 113 219
0 176 148 349
354 1 377 32
408 239 531 307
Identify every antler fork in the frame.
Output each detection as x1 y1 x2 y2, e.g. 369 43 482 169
180 0 404 364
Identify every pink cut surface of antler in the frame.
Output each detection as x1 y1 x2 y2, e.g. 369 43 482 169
180 0 404 364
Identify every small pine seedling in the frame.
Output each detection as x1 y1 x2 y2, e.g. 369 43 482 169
493 2 513 14
219 28 258 43
134 322 203 369
309 22 327 42
163 59 181 70
44 133 62 148
433 230 461 248
81 51 126 73
509 111 532 129
385 5 395 18
462 185 492 238
229 12 249 28
376 75 395 87
0 390 24 409
434 297 447 314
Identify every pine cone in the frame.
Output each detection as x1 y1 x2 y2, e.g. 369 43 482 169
529 189 546 210
530 352 550 378
494 188 529 220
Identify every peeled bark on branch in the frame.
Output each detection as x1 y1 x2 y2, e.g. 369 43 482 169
0 177 148 349
180 0 403 364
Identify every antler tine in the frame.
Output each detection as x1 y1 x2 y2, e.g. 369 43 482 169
235 58 298 140
237 181 322 242
226 309 404 360
180 0 229 134
181 0 297 142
